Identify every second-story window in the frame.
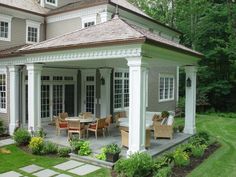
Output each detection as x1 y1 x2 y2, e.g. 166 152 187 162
46 0 58 6
84 21 95 28
0 14 12 41
26 20 40 44
82 16 96 28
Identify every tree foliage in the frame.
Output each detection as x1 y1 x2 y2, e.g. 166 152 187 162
129 0 236 111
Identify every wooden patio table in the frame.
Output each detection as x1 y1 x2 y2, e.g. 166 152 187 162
65 117 96 123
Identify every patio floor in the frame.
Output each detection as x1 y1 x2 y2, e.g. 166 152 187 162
44 123 191 157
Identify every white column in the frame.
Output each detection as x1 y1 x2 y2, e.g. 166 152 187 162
26 64 43 131
176 66 180 105
127 57 148 155
40 0 45 7
184 66 197 134
9 66 20 135
99 68 112 117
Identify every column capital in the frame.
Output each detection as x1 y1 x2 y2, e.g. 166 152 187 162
26 63 43 71
184 65 197 73
126 57 148 68
99 68 112 76
8 65 20 72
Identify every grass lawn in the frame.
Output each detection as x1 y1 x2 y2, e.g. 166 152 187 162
0 145 111 177
176 114 236 177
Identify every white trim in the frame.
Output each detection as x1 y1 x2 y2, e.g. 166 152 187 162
26 20 41 44
0 67 7 113
45 0 58 7
158 74 175 102
176 66 180 104
0 14 12 42
46 5 107 23
82 15 97 28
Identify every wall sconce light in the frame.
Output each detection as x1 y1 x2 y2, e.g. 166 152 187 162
101 77 105 85
186 77 191 87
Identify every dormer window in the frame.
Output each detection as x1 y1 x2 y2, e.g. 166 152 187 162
26 20 41 44
46 0 58 7
0 14 12 41
84 21 95 28
82 16 96 28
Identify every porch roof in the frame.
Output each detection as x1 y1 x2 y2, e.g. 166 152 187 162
20 17 203 58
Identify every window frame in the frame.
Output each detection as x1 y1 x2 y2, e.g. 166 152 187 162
45 0 58 7
113 69 129 112
82 15 96 28
159 74 175 102
0 68 7 113
0 14 12 42
26 20 41 44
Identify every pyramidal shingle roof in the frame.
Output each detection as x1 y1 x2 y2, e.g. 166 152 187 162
20 17 202 57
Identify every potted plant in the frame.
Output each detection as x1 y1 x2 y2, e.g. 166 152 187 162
161 111 170 118
105 143 121 163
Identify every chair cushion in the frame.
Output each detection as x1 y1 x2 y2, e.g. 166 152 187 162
59 123 68 128
167 116 174 125
89 124 97 129
68 128 83 131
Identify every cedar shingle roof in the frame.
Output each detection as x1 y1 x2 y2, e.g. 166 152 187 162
0 45 29 58
0 0 49 15
20 17 202 57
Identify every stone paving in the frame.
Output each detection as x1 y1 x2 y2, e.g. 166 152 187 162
0 160 102 177
0 139 14 147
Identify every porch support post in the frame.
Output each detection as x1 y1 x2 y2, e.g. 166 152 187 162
9 66 20 135
127 57 148 155
99 68 112 117
26 64 43 131
184 66 197 134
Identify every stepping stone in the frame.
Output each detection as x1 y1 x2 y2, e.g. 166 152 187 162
33 169 59 177
20 164 44 173
0 171 22 177
68 164 101 176
54 160 84 171
0 139 14 147
55 174 72 177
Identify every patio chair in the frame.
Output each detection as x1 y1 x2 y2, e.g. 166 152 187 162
115 111 127 126
59 112 68 121
87 118 106 139
67 120 85 140
120 129 151 148
55 116 68 136
82 112 92 119
153 116 174 139
104 115 112 135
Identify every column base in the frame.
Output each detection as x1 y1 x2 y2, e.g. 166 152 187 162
184 127 196 135
127 147 146 157
9 123 19 135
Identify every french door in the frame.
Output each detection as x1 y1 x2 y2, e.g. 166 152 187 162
52 85 63 117
64 84 75 116
41 85 50 119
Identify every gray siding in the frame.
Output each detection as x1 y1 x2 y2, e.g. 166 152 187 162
147 66 177 112
46 17 82 39
0 17 45 51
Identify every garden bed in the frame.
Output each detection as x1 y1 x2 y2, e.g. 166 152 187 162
171 142 220 177
0 134 10 140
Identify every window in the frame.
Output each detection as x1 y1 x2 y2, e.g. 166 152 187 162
26 20 40 44
82 16 96 28
84 21 95 28
46 0 58 6
0 73 6 113
114 70 129 110
159 75 175 102
0 14 12 41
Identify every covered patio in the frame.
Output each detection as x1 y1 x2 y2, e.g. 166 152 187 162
5 17 202 156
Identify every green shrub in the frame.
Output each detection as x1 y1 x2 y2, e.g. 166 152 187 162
13 128 31 146
69 138 85 153
196 131 210 142
161 111 170 118
154 166 172 177
78 141 91 156
0 120 5 135
41 141 58 155
173 148 190 167
191 144 207 158
178 125 184 133
34 128 47 138
58 147 71 157
29 137 44 155
154 152 174 171
105 143 121 154
189 136 207 146
114 153 154 177
95 147 106 160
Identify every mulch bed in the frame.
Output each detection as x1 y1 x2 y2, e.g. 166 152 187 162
0 134 11 140
171 142 220 177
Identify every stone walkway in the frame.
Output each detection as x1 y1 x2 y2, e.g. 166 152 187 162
0 160 101 177
0 139 14 147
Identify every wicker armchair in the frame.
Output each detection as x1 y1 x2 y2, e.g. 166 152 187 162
104 115 112 135
153 119 174 139
59 112 68 120
120 129 151 148
54 116 68 136
87 118 106 139
68 120 85 139
82 112 92 119
115 111 127 126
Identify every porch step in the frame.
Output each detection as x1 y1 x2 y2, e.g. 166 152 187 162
69 153 114 169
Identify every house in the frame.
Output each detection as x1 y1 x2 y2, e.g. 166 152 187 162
0 0 202 154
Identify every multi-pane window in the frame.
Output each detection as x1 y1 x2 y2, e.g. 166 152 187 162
159 75 174 101
0 21 8 39
114 71 129 109
27 27 38 43
46 0 57 6
84 21 95 28
0 74 6 112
